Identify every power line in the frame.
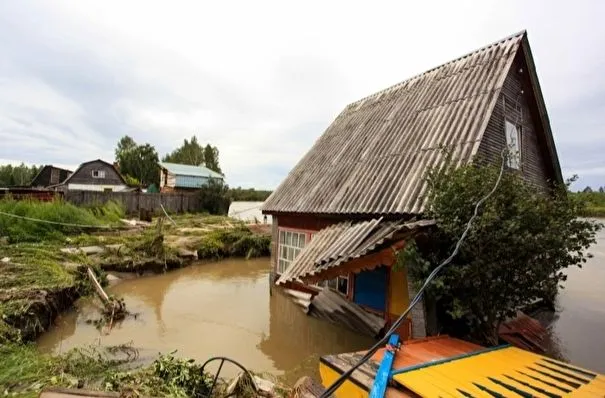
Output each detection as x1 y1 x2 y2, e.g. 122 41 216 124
0 210 114 229
320 149 508 397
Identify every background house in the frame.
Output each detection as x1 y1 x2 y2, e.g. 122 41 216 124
262 31 562 339
30 165 72 188
159 162 224 193
53 159 127 192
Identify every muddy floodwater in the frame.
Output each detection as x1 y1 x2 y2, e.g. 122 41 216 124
38 258 373 382
547 222 605 373
38 222 605 379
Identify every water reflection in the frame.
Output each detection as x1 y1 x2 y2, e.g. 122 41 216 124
38 257 372 381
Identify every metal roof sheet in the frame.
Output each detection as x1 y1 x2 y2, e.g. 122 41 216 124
276 218 434 285
263 32 525 215
159 162 224 179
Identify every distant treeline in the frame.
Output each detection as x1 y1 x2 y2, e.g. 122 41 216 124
0 164 42 187
570 190 605 217
229 187 272 201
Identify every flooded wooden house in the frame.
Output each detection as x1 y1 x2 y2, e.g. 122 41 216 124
262 31 562 340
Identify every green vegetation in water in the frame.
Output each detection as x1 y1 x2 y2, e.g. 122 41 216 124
570 191 605 217
398 164 601 345
0 199 125 243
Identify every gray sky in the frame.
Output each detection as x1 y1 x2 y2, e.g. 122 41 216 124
0 0 604 190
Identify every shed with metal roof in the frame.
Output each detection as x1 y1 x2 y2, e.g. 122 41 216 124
159 162 224 192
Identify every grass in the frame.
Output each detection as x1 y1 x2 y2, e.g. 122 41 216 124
0 344 277 398
196 227 271 260
570 191 605 218
0 199 125 243
0 242 96 343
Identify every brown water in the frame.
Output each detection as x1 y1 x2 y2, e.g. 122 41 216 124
38 225 605 378
37 258 373 382
546 223 605 373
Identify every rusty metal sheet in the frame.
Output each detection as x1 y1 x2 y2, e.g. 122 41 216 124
499 312 549 353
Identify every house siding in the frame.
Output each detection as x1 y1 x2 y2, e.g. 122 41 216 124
31 166 71 188
477 54 552 189
68 161 124 186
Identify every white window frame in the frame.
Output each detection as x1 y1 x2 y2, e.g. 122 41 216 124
505 120 522 169
92 170 106 179
277 230 307 274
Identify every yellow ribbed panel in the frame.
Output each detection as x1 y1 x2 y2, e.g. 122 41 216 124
392 346 605 397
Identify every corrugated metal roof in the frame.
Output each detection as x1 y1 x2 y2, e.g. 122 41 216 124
159 162 224 179
308 288 386 337
392 346 605 397
276 219 434 285
263 32 525 215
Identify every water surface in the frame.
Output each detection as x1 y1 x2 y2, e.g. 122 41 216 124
547 222 605 372
38 258 372 382
38 221 605 379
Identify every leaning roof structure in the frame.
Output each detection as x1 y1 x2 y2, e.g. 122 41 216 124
263 31 561 216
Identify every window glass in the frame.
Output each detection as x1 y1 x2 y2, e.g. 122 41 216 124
505 120 521 169
277 230 308 274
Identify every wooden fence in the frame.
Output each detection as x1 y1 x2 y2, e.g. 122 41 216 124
64 190 201 215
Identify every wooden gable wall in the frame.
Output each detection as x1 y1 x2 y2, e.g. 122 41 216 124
477 52 555 189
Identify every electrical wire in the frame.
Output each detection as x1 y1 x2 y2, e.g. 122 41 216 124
0 210 114 229
319 149 508 398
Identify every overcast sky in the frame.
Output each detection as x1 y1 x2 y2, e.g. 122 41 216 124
0 1 603 190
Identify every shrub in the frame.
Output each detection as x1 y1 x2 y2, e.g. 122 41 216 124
196 180 231 215
400 164 601 345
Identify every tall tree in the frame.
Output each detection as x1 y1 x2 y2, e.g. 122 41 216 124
162 136 204 166
203 144 222 174
0 163 42 187
114 136 160 186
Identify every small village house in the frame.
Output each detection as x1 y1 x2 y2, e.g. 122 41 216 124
262 31 563 339
159 162 224 193
51 159 128 192
30 165 73 188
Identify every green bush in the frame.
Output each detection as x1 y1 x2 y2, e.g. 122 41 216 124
0 198 125 243
196 180 231 215
231 234 271 258
196 227 270 260
196 236 225 259
401 164 600 345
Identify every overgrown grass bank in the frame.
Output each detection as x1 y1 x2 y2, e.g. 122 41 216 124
0 243 97 343
0 199 125 243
